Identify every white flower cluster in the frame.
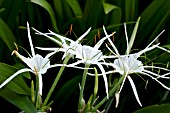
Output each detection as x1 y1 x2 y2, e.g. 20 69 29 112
1 20 170 107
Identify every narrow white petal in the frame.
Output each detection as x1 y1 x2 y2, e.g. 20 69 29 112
143 70 170 79
50 63 92 70
102 55 118 59
156 46 170 54
127 76 142 106
95 33 114 49
76 27 91 43
33 28 62 45
45 51 58 58
144 66 170 72
27 22 35 56
36 47 61 51
108 37 120 56
88 70 118 76
12 51 34 71
0 68 33 89
141 72 170 90
115 92 120 108
137 44 159 57
66 60 84 67
118 74 127 94
124 23 130 55
103 26 108 36
146 30 165 49
161 72 170 78
103 26 120 56
97 63 109 99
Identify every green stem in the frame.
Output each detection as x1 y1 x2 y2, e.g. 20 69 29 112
92 75 125 112
42 56 70 106
78 64 90 111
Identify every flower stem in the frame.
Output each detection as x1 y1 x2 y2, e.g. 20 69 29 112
78 64 90 112
92 75 125 112
42 56 70 106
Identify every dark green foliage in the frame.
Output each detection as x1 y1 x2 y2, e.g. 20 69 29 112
0 0 170 112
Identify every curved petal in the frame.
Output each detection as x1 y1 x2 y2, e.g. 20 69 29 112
127 76 142 106
33 28 62 46
12 51 34 71
143 70 170 79
76 27 91 43
140 72 170 90
97 63 109 99
124 23 129 55
103 26 120 56
88 70 118 76
27 22 35 57
0 68 33 89
49 63 93 70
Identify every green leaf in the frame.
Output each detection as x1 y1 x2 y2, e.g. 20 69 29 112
83 0 103 29
125 0 138 21
0 89 36 113
136 0 170 46
30 0 59 33
126 17 140 54
53 0 63 26
0 18 16 51
133 104 170 113
103 2 118 14
0 62 30 95
5 0 25 29
66 0 82 16
54 76 82 110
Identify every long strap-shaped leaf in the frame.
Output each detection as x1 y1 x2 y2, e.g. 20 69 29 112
31 0 59 33
0 18 16 51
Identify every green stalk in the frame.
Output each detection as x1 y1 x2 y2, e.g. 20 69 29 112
78 64 90 112
42 56 70 106
92 75 125 112
31 80 35 104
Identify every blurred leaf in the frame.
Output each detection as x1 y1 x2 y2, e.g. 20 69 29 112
0 18 16 51
30 0 59 33
0 8 5 13
0 89 36 113
66 0 82 16
133 104 170 113
136 0 170 47
54 76 81 110
0 63 30 95
83 0 103 29
5 0 24 29
103 2 118 15
127 17 140 54
125 0 138 21
53 0 63 26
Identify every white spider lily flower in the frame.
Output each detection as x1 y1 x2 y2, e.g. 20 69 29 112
0 22 50 96
33 27 91 59
58 31 115 99
100 21 170 106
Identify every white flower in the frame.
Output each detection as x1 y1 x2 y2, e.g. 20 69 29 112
93 22 170 106
113 55 144 75
58 31 115 99
0 22 50 96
